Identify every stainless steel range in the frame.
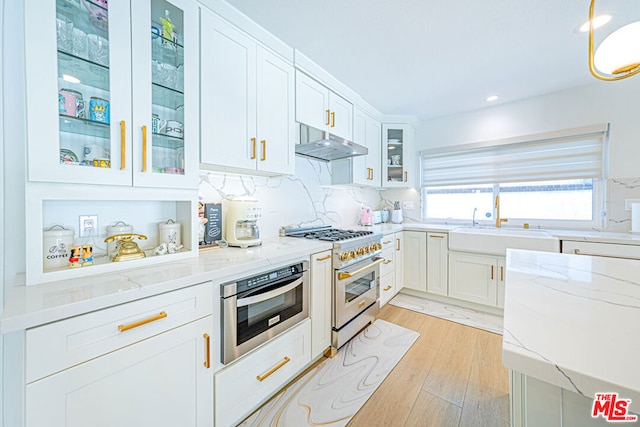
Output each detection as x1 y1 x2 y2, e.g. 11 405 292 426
281 225 383 349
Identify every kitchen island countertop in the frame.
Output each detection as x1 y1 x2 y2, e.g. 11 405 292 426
0 237 332 334
502 249 640 404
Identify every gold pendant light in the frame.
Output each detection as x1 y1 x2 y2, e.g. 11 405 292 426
588 0 640 81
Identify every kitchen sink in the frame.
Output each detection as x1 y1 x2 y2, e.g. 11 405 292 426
448 227 560 256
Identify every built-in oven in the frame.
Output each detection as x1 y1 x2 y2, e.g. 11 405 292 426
332 256 383 349
221 260 309 364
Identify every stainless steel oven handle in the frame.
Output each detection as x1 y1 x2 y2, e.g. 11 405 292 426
236 277 304 308
337 257 384 281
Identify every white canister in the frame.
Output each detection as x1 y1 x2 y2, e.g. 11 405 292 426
107 221 133 259
43 225 74 269
159 219 181 247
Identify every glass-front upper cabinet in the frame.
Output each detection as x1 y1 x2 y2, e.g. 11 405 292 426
25 0 198 189
381 123 416 188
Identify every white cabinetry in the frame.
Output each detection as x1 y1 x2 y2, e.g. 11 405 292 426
426 232 448 296
382 123 416 188
215 320 311 427
448 252 505 307
402 231 427 292
562 240 640 259
200 9 295 175
295 71 353 140
332 107 381 187
25 0 199 189
25 283 214 427
379 233 401 306
310 250 332 358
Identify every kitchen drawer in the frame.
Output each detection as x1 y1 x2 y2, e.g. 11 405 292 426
380 247 395 277
26 282 213 383
562 240 640 260
381 235 396 251
380 271 396 307
215 319 311 427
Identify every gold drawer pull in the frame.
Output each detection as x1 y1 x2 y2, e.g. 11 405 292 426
383 259 392 264
383 285 392 291
383 240 392 244
118 311 167 332
430 235 444 239
358 300 366 308
396 238 400 251
256 356 290 382
491 265 495 280
203 333 211 369
500 266 504 282
316 254 331 261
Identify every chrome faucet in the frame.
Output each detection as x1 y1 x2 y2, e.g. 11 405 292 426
495 195 508 228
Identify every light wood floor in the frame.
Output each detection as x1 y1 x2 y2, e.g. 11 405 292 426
347 304 510 427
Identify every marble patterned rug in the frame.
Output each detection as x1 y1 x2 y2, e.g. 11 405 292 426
389 293 504 335
239 319 419 427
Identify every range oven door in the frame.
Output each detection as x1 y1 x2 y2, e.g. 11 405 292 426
333 257 383 329
222 270 309 364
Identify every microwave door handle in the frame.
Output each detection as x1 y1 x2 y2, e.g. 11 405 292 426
236 277 303 308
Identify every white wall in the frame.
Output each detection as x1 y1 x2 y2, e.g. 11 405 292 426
418 78 640 231
1 0 5 423
419 78 640 179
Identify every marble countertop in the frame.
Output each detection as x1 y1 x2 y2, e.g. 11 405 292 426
502 249 640 403
0 237 332 334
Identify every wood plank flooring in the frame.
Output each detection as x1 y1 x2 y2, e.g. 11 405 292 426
348 304 509 427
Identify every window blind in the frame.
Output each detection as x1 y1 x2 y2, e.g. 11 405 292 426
421 124 609 187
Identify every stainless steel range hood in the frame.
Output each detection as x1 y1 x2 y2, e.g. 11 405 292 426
296 123 368 162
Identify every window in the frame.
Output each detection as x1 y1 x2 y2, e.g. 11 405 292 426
421 124 608 228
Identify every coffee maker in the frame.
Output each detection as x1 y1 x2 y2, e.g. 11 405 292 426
224 196 262 248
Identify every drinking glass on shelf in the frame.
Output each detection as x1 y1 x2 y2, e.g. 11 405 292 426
56 15 74 53
87 34 109 66
72 28 88 58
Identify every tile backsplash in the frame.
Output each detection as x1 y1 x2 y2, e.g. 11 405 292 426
606 177 640 232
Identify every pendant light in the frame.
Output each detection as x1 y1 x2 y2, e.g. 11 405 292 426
588 0 640 81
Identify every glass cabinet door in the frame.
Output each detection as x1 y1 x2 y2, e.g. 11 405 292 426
131 0 198 189
26 0 133 185
382 123 414 188
386 127 406 183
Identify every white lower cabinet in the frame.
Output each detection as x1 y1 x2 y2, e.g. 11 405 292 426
26 315 213 427
380 232 403 306
448 251 505 307
310 250 332 358
402 231 427 292
426 232 448 296
24 283 214 427
215 319 312 427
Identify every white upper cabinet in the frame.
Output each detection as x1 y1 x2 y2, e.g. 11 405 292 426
25 0 199 189
382 123 416 188
200 9 295 176
295 71 353 140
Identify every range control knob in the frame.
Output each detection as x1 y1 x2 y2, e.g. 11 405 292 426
339 252 349 262
364 246 370 254
348 250 356 259
356 247 365 256
369 243 377 252
376 243 383 250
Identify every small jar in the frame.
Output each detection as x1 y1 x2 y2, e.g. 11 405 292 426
159 219 181 247
43 225 74 269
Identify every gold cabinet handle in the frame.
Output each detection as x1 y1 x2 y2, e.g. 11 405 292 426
383 259 392 264
316 254 331 261
331 111 335 128
338 257 384 280
203 333 211 369
120 120 126 170
404 171 408 182
251 137 257 160
396 238 400 251
500 266 504 282
142 125 147 172
118 311 167 332
261 139 266 161
326 109 331 126
491 265 495 280
383 285 392 291
256 356 290 382
383 240 392 244
370 168 374 180
358 300 366 308
430 235 444 239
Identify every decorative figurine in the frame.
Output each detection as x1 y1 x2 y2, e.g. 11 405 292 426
154 243 168 256
167 242 183 254
69 246 82 268
81 245 94 266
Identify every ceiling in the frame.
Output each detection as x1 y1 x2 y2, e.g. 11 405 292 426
224 0 639 121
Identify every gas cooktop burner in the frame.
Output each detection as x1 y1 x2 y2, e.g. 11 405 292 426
300 229 374 242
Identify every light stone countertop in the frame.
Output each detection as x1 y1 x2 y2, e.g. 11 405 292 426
0 237 332 334
502 249 640 403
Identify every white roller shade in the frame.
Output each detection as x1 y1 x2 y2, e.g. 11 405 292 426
422 124 608 187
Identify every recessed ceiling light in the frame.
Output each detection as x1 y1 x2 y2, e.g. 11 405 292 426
577 14 612 33
485 95 499 102
62 74 80 84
